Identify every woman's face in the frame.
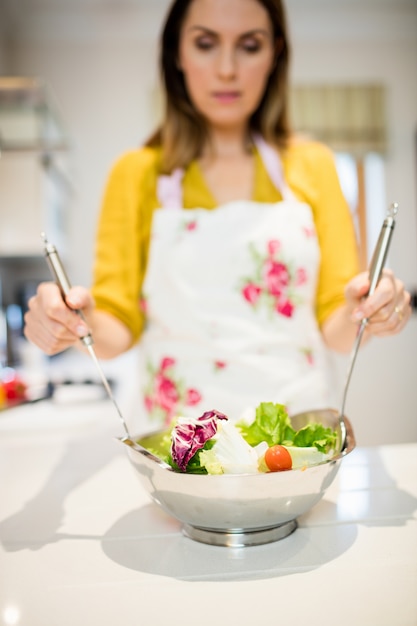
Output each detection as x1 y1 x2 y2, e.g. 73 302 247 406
178 0 275 134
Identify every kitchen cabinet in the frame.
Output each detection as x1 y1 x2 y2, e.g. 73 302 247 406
0 77 71 257
0 77 72 366
0 151 70 256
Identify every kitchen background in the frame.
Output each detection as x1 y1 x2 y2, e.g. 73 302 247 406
0 0 416 444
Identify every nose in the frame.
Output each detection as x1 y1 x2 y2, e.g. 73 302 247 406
216 44 236 79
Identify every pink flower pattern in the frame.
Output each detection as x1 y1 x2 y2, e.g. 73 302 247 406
240 238 307 318
180 218 198 233
302 348 315 366
242 283 262 305
143 357 202 425
185 220 197 231
139 295 148 314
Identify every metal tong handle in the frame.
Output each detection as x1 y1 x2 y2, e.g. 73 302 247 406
42 233 93 348
340 202 398 418
41 233 130 438
367 202 398 302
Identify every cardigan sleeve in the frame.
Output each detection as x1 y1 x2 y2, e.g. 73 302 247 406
91 148 159 342
284 140 361 326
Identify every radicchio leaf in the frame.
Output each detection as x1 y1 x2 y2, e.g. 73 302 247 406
171 410 228 471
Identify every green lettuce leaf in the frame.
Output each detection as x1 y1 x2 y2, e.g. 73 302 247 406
237 401 336 453
237 402 295 447
292 424 337 453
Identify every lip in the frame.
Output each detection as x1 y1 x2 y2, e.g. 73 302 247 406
212 91 240 103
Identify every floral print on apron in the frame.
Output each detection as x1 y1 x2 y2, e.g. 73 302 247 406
137 136 332 430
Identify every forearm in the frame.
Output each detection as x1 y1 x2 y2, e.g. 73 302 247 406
320 304 370 353
82 309 134 359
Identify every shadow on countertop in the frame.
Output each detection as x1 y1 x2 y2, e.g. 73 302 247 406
0 438 416 582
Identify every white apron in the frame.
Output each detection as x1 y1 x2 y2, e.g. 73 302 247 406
136 136 332 430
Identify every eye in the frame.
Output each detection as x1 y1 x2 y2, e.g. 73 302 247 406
194 36 215 51
240 37 262 53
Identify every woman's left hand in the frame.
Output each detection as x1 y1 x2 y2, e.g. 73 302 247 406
346 269 412 336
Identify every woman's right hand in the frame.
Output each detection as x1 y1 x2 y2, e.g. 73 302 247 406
24 282 95 355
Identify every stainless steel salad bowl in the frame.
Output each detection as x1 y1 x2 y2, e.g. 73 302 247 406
121 408 355 547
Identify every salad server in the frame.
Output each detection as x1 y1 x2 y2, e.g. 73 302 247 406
294 202 398 451
41 233 171 467
339 202 398 424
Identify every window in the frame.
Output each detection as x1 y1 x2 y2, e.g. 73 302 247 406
335 152 386 269
290 84 388 270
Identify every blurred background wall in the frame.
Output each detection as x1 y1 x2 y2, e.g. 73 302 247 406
0 0 416 444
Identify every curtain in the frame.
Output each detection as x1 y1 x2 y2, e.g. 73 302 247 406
289 84 387 156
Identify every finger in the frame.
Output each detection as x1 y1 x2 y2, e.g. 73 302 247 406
366 291 412 337
64 286 95 313
352 269 397 322
23 298 79 353
345 272 371 320
37 284 89 337
24 315 78 355
345 271 370 302
24 283 89 349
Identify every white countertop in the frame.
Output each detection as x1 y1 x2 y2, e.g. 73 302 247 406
0 397 416 626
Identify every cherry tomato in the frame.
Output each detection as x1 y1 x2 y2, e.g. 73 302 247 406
264 445 292 472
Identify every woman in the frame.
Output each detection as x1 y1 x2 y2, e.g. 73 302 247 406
24 0 411 427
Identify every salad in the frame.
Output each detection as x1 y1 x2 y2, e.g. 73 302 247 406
142 402 338 475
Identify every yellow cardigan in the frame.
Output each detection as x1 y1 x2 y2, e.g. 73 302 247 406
92 140 360 342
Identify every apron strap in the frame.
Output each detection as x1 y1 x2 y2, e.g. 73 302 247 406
157 168 184 209
252 133 296 202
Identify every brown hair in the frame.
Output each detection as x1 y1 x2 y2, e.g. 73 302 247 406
146 0 291 173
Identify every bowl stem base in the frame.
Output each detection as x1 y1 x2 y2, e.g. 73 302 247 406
182 519 298 547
